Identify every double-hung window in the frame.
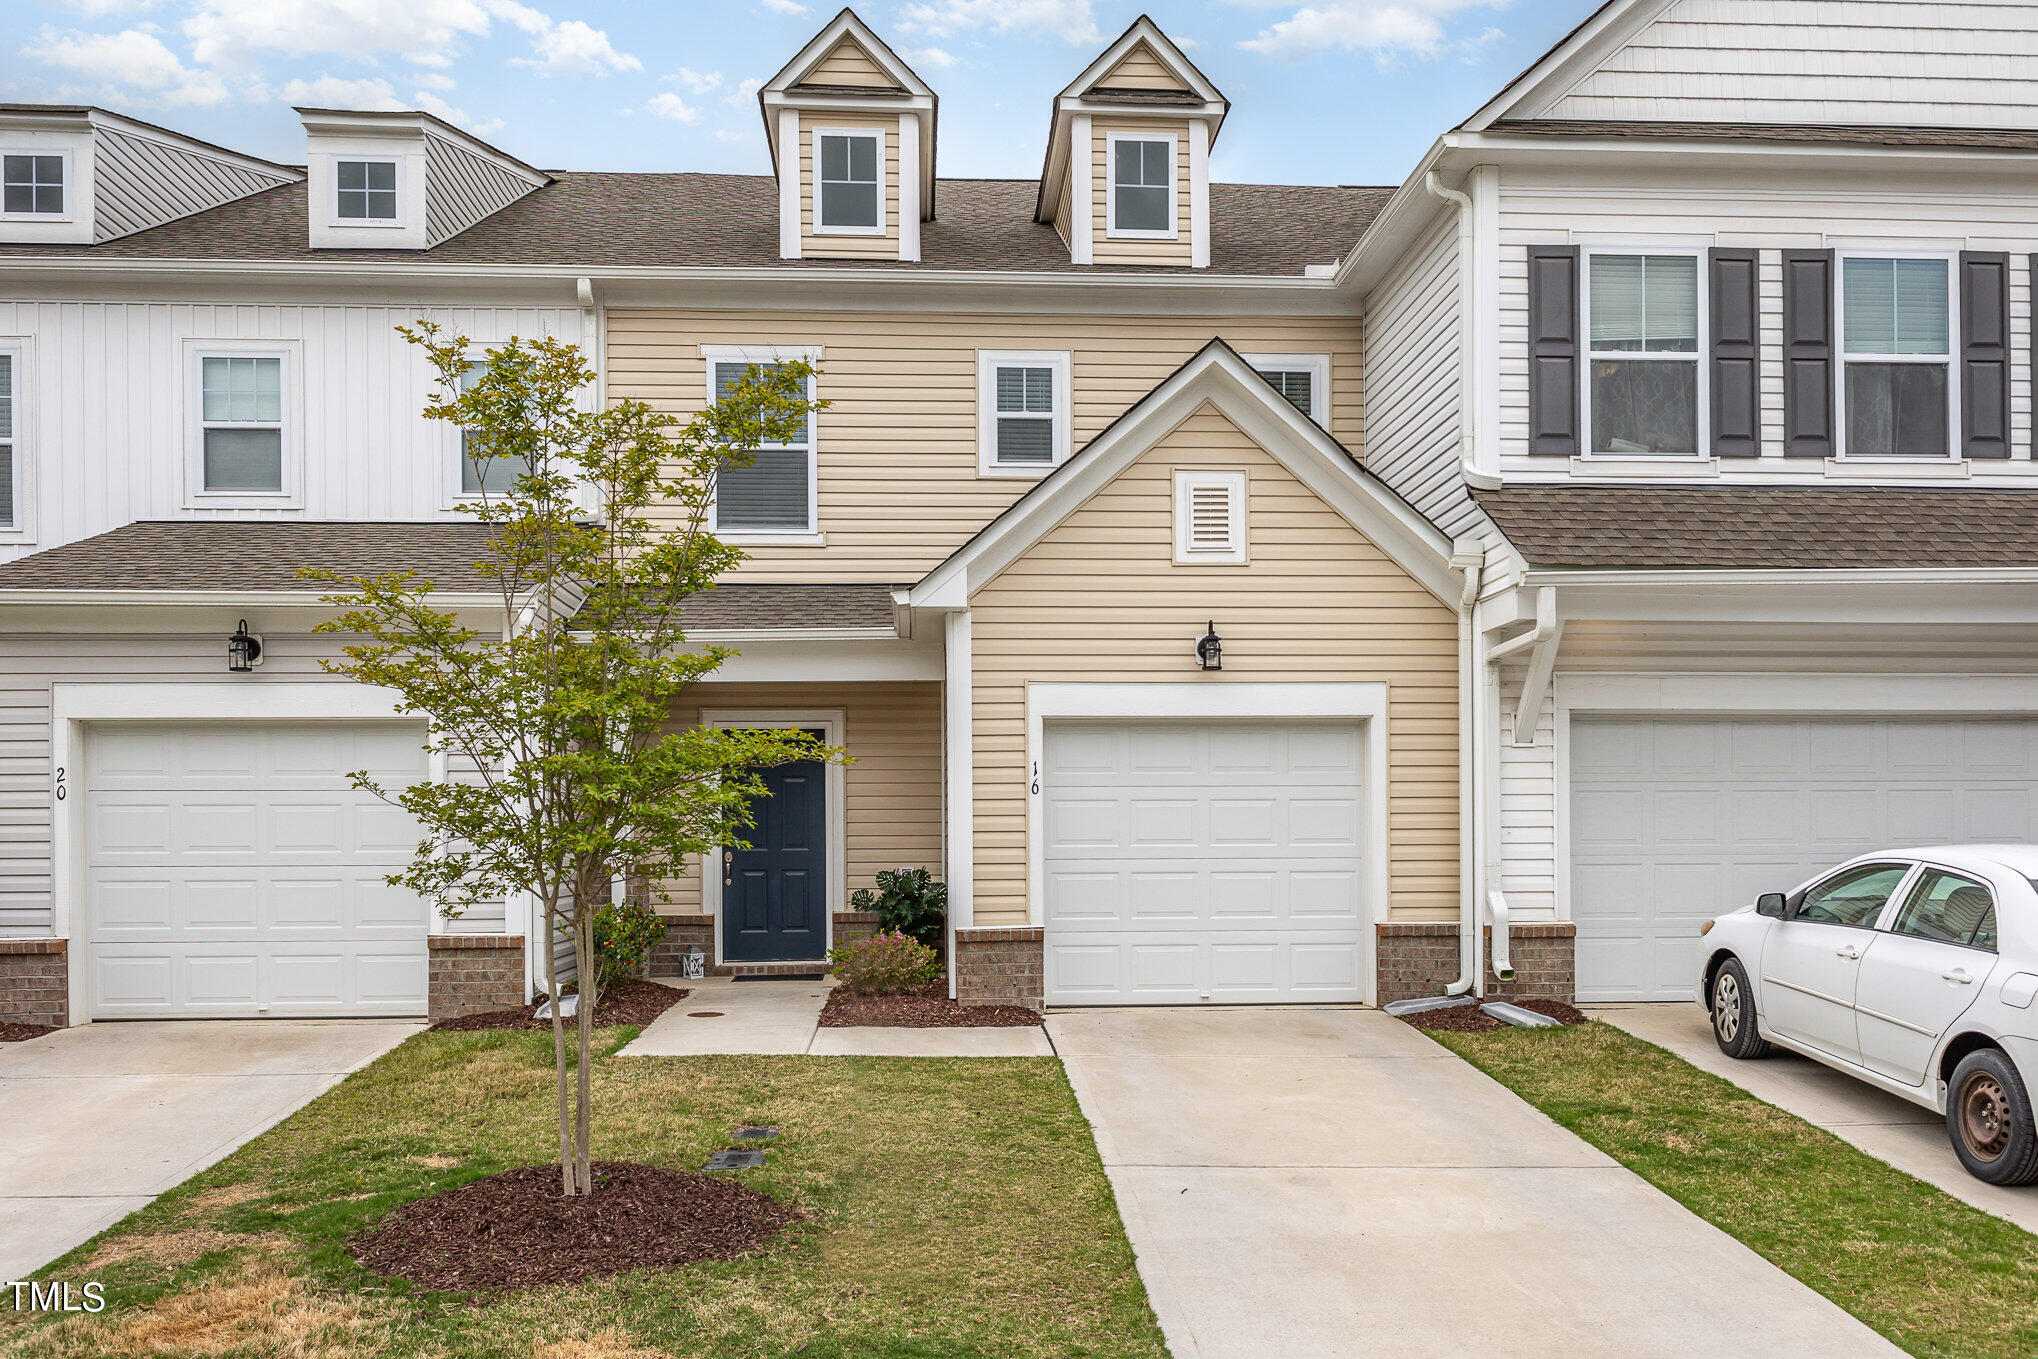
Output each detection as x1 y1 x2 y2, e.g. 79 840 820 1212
1584 251 1701 456
336 159 398 221
1107 133 1174 237
1241 353 1329 425
198 354 286 493
708 351 817 535
456 357 530 496
977 351 1071 475
816 130 882 234
1839 254 1954 458
0 349 17 529
1 155 63 217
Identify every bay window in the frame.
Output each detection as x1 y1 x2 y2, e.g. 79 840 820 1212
1840 255 1954 458
1584 251 1701 457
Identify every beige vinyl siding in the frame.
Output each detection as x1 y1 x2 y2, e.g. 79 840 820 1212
967 403 1460 928
1098 42 1187 91
1052 158 1074 249
1091 117 1193 267
800 111 901 261
608 308 1365 582
807 36 894 87
653 682 941 913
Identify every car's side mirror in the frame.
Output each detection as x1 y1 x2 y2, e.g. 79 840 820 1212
1756 892 1788 918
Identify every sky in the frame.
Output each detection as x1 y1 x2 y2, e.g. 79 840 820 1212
2 0 1600 188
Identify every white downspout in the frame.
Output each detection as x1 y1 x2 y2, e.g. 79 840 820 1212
1425 171 1476 478
1446 539 1485 996
1482 591 1555 991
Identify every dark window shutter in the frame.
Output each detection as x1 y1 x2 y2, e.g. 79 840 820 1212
1709 247 1760 457
1527 245 1579 456
1961 251 2010 458
1781 249 1834 458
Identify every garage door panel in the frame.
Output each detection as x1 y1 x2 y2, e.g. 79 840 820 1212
1573 716 2038 1001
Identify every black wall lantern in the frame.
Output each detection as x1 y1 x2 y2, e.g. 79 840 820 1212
1195 620 1222 671
227 619 264 672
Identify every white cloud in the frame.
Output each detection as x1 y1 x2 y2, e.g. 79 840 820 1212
414 70 457 90
280 73 403 107
62 0 155 15
724 76 762 106
182 0 494 71
759 0 806 13
897 0 1099 44
671 66 723 93
1232 0 1508 62
714 127 745 142
508 15 641 75
645 91 700 123
905 45 958 69
416 88 501 135
24 25 229 105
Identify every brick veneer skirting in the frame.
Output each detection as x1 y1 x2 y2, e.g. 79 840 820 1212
0 939 68 1028
1375 921 1577 1005
428 935 526 1021
954 926 1043 1011
650 912 886 979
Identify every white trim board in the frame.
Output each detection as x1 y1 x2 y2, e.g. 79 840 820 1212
698 708 846 967
1022 680 1390 1006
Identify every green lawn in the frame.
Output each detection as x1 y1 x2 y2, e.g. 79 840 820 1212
1433 1019 2038 1359
0 1030 1166 1359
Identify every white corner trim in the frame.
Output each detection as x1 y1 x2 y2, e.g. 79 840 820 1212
943 611 973 938
1022 680 1389 1003
1188 120 1210 269
48 682 421 1026
777 108 802 259
898 115 922 262
1069 113 1093 265
699 708 846 966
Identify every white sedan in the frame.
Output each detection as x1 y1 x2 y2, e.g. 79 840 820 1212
1699 845 2038 1186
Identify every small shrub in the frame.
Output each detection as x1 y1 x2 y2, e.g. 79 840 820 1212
849 867 947 949
591 899 666 990
829 931 942 996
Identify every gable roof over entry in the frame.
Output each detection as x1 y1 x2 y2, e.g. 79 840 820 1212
911 339 1459 608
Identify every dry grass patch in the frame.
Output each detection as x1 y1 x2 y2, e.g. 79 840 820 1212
86 1230 285 1272
534 1331 673 1359
180 1184 266 1215
8 1268 395 1359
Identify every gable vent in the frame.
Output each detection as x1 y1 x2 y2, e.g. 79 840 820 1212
1174 470 1245 564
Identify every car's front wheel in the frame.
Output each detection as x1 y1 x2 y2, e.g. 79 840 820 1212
1710 957 1769 1059
1947 1048 2038 1186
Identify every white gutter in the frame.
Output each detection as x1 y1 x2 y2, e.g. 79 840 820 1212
1446 537 1486 997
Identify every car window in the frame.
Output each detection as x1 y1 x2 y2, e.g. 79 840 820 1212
1971 906 1998 952
1890 869 1995 946
1795 863 1911 927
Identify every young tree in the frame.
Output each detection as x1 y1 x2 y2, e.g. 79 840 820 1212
308 323 830 1196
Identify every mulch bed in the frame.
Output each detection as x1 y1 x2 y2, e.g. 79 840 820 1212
819 979 1044 1028
1398 997 1590 1034
431 979 688 1033
0 1023 53 1043
350 1161 801 1291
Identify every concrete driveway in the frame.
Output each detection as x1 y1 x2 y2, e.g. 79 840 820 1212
1597 1002 2038 1235
0 1020 419 1281
1049 1007 1904 1359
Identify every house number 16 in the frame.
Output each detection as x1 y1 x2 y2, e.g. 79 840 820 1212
1030 761 1039 795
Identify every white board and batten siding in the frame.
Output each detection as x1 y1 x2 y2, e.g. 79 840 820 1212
1536 0 2038 128
0 301 580 558
91 125 297 244
1493 166 2038 474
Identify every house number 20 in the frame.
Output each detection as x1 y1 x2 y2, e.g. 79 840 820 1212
53 766 66 801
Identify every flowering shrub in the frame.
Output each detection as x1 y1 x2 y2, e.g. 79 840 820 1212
829 930 942 996
592 899 667 990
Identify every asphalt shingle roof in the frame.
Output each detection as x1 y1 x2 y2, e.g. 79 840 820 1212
0 521 501 592
1473 485 2038 570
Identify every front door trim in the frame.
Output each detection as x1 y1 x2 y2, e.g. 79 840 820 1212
701 708 845 967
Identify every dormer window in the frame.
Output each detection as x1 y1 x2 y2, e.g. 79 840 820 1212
2 155 64 217
1108 133 1174 237
336 159 398 221
817 130 882 234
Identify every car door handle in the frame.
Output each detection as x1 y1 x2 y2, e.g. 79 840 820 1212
1836 944 1861 960
1943 968 1974 985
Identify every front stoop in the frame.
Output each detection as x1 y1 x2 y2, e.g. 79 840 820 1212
1375 921 1577 1005
649 912 881 980
954 926 1044 1011
0 939 68 1028
427 934 526 1021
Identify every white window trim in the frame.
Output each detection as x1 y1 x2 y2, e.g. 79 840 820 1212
698 708 845 967
184 339 301 507
446 345 514 505
1833 248 1961 462
1239 352 1330 426
701 343 822 542
1173 469 1247 564
976 349 1072 477
1578 246 1708 460
1104 130 1178 241
329 157 403 229
811 127 886 238
0 340 30 540
0 149 73 223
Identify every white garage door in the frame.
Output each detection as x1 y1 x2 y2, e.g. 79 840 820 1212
1042 720 1367 1005
1572 716 2038 1002
85 722 432 1019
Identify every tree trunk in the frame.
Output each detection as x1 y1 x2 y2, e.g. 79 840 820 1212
573 891 596 1194
544 890 573 1196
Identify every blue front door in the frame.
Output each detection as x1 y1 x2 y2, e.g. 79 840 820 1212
721 742 828 962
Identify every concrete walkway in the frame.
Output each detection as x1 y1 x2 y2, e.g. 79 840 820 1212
0 1020 418 1281
1049 1006 1904 1359
619 977 1054 1057
1597 1002 2038 1235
